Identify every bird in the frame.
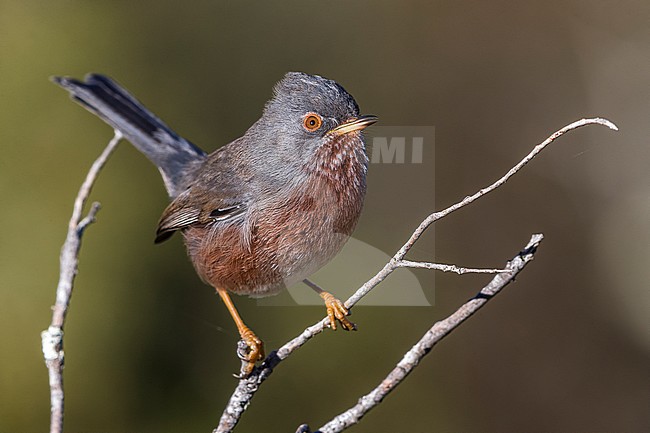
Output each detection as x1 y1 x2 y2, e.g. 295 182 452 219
54 72 377 375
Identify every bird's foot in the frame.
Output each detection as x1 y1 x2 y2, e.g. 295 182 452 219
236 325 265 377
319 291 356 331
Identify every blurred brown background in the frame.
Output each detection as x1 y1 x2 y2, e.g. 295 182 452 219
1 1 648 432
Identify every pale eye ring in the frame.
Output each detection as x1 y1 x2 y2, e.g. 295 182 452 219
302 113 323 132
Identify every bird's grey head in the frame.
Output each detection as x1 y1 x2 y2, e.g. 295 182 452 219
249 72 361 152
243 72 374 189
265 72 360 130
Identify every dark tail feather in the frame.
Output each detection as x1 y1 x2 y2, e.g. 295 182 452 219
53 74 206 197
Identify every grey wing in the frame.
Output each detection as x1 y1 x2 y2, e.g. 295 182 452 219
154 138 252 243
155 205 201 243
155 194 247 243
154 162 250 243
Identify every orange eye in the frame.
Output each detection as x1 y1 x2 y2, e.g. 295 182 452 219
303 113 323 132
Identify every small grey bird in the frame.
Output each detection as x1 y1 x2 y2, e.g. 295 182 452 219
54 72 377 374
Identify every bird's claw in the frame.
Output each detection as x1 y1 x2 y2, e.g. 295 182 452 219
236 326 265 377
320 291 356 331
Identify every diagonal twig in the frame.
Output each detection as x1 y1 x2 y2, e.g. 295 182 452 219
305 233 543 433
41 131 122 433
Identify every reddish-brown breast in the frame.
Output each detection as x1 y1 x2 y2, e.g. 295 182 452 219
183 130 368 297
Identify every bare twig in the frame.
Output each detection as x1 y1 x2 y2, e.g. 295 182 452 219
309 234 543 433
396 260 506 274
393 118 617 260
214 118 617 433
41 131 122 433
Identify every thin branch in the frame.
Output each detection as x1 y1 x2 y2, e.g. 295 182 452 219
310 234 543 433
214 117 617 433
41 131 122 433
385 118 617 290
396 259 506 274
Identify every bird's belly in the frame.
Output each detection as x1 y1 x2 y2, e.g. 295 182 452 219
183 185 363 297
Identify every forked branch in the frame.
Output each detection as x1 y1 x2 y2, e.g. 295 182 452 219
41 131 122 433
299 233 543 433
214 117 617 433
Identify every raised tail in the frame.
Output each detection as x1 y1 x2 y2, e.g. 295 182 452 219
53 74 207 198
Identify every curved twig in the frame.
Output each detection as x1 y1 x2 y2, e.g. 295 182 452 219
214 117 617 433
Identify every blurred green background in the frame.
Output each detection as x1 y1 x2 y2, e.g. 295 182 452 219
1 1 649 432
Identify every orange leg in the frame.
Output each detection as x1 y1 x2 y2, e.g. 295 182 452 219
216 287 264 375
304 279 356 331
